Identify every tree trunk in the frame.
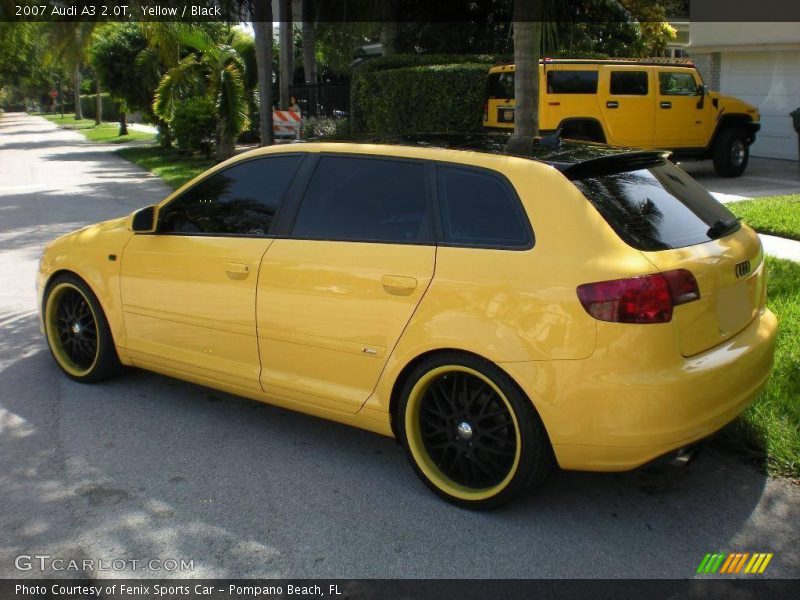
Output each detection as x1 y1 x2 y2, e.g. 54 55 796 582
94 78 101 125
119 111 128 136
508 1 542 154
215 119 235 160
73 64 83 120
253 0 274 146
301 0 317 84
279 0 293 109
380 21 398 56
157 118 172 149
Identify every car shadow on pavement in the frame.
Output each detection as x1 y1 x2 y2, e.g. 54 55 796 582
1 333 799 579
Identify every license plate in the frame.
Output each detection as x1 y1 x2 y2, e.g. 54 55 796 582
498 108 514 123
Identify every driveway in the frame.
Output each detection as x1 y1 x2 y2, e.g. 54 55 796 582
1 113 799 579
682 157 800 201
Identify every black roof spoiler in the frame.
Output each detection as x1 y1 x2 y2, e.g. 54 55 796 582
558 150 671 180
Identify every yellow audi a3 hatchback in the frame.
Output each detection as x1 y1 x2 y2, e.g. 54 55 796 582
38 135 777 508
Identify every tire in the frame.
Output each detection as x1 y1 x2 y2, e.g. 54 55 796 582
397 353 553 509
43 273 121 383
712 127 749 177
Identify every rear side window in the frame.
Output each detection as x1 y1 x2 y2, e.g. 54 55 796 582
159 155 302 235
292 156 431 243
659 71 698 95
573 161 739 251
610 71 648 95
437 166 532 249
487 72 515 99
547 70 598 94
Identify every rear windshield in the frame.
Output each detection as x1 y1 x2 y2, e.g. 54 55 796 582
487 72 515 99
573 161 739 251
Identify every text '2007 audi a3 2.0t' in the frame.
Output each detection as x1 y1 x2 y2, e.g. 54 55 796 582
38 135 777 508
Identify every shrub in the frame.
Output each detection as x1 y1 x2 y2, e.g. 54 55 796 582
351 62 490 134
79 93 121 121
301 116 350 139
171 97 216 156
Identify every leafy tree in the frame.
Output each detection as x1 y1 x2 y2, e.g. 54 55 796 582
48 23 98 120
88 23 150 135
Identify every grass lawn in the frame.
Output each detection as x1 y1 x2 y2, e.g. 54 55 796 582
35 113 155 143
728 194 800 241
717 256 800 479
116 146 214 189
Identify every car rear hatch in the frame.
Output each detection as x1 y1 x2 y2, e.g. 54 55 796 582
566 152 766 357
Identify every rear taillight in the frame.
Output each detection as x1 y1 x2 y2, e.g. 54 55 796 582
577 269 700 324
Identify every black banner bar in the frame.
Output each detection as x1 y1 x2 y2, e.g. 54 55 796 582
1 579 799 600
2 0 800 23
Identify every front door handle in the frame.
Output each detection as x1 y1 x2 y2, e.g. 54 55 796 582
225 262 251 278
382 275 417 294
660 101 672 109
606 100 619 109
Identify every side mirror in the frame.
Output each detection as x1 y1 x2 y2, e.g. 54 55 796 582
130 205 157 233
696 84 707 109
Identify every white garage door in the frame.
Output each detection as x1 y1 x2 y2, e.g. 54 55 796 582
720 51 800 161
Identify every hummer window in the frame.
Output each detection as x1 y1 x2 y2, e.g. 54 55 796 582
659 72 699 96
546 70 598 94
609 71 649 95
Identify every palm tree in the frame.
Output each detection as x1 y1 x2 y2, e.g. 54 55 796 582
278 0 293 108
301 0 317 84
252 0 274 146
48 22 97 121
153 28 249 160
507 1 543 154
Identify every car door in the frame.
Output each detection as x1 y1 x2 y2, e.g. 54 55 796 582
654 68 709 147
256 154 436 413
599 66 655 147
120 154 305 392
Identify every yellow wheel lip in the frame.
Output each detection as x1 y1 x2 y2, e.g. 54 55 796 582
404 365 522 502
44 282 99 377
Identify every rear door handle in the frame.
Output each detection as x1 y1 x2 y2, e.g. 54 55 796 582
225 262 251 277
381 275 417 293
606 101 619 109
660 101 672 109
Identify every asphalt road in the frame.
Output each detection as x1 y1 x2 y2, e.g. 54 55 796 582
1 113 798 580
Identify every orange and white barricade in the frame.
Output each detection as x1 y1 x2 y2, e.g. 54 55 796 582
272 110 302 139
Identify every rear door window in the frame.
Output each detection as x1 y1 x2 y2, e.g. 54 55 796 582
487 72 515 99
437 166 532 249
292 155 432 243
609 71 649 95
546 70 598 94
573 161 739 251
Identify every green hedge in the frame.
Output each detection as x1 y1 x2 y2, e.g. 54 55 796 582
357 53 500 73
79 93 121 121
352 62 491 134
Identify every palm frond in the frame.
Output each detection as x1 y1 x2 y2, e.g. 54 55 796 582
215 61 249 139
152 55 206 121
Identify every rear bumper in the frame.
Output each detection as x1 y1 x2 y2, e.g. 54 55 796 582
502 308 778 471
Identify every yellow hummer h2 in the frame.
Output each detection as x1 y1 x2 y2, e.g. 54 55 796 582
484 59 761 177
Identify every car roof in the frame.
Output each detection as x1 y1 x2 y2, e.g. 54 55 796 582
488 58 696 72
294 133 668 180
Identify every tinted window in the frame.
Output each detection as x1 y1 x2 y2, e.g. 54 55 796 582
159 156 302 235
573 161 738 251
659 71 698 95
292 156 431 243
547 70 598 94
438 167 531 248
487 72 515 99
610 71 648 95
